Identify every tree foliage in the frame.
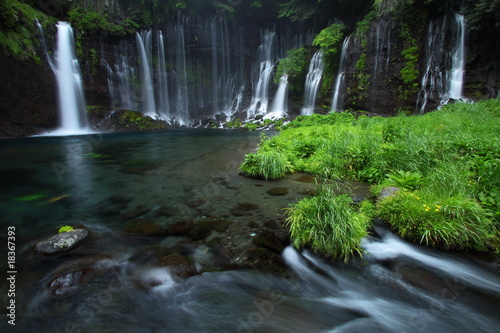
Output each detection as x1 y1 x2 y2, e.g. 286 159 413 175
275 47 311 94
466 0 500 33
312 23 345 97
313 23 345 57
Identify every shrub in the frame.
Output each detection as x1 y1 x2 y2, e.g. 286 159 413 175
377 191 494 251
239 151 292 180
286 190 371 262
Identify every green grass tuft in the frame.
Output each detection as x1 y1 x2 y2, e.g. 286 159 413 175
240 150 292 180
285 189 371 262
241 99 500 253
377 191 494 251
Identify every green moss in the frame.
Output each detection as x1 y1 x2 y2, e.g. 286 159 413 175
225 118 243 128
244 122 258 131
68 7 130 36
58 225 74 233
120 110 167 130
398 24 420 101
0 0 54 61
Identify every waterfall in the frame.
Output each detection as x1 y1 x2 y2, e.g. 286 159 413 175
417 18 447 113
447 14 466 100
417 14 467 112
156 31 170 118
136 30 157 118
247 31 276 119
173 14 189 125
301 51 324 115
371 20 392 79
101 18 311 125
266 75 288 119
38 21 88 134
331 37 350 112
106 41 137 111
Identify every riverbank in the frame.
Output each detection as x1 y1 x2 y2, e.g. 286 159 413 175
240 99 500 260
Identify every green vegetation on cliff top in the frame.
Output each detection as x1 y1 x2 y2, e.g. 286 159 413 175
240 99 500 259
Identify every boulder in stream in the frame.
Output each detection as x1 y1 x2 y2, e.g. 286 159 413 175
35 228 89 255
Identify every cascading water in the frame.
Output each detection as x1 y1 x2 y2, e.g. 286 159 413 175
266 75 288 119
106 41 138 111
156 31 170 118
301 51 324 115
447 14 466 100
103 18 310 125
331 36 350 112
38 22 89 135
417 18 447 113
371 19 392 80
136 30 157 118
417 14 467 112
247 31 276 119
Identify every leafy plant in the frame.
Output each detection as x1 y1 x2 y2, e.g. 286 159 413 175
275 47 310 94
225 118 243 128
58 226 74 233
385 170 423 190
244 122 258 131
286 190 370 262
313 23 346 95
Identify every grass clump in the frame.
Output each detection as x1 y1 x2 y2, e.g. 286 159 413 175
240 151 292 180
377 191 494 251
286 190 371 262
241 98 500 253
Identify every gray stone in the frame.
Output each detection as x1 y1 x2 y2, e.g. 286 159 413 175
378 186 401 201
35 229 89 255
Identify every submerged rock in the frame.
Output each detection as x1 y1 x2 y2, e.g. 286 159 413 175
253 230 286 253
267 187 289 196
158 253 198 278
35 229 89 255
198 219 231 233
122 205 151 220
294 174 316 183
167 220 194 235
188 227 212 240
122 219 168 236
264 219 283 230
230 202 259 216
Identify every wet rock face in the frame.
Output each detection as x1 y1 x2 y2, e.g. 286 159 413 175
157 253 199 278
35 229 89 255
0 54 57 137
253 230 286 253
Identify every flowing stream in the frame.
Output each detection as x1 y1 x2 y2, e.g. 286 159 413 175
0 131 498 332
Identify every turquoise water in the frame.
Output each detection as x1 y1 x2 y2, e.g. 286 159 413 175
0 130 499 332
